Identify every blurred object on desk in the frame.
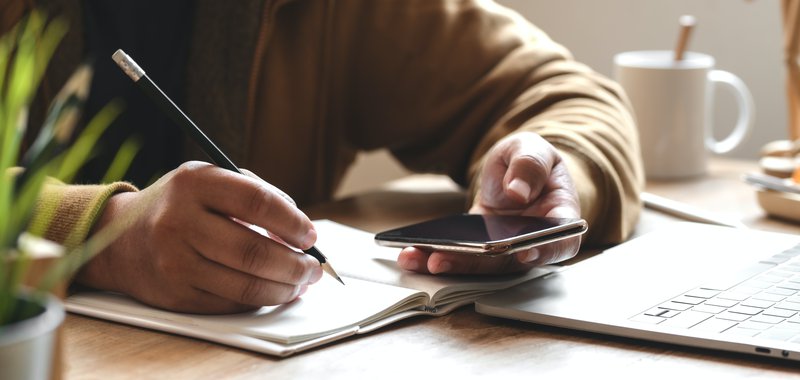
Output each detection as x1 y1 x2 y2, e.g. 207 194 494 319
758 139 800 178
744 172 800 195
641 192 746 228
745 171 800 223
754 189 800 223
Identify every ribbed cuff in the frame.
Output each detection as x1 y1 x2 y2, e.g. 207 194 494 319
31 180 138 250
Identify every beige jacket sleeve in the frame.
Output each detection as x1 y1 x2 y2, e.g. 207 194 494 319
345 0 644 246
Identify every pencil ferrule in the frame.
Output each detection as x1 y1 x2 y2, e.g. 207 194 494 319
112 49 145 82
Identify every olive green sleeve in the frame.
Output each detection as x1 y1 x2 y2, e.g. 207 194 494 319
31 180 138 250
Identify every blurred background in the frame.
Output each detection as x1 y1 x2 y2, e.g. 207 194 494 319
336 0 784 197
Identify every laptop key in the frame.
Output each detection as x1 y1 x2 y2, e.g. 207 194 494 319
742 280 774 289
730 286 763 295
751 293 785 302
737 320 773 330
728 305 764 315
749 314 785 324
778 282 800 291
762 254 792 265
692 304 726 314
644 308 679 318
740 299 775 309
768 270 794 278
670 295 704 305
766 287 796 296
782 266 800 273
778 302 800 312
658 301 692 311
660 310 711 329
705 298 738 308
781 246 800 256
690 317 737 333
763 307 797 318
685 288 720 299
717 292 749 301
717 311 751 322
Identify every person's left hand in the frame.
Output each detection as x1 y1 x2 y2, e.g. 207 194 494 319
397 132 581 274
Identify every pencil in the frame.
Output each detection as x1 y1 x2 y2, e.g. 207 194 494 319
640 192 746 229
111 49 344 285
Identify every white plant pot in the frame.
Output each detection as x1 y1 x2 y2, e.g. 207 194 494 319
0 293 65 380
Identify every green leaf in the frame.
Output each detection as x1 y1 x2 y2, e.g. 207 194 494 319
102 137 141 184
0 10 139 325
56 99 123 183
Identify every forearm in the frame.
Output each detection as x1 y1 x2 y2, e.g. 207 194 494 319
467 67 644 246
338 0 644 244
465 58 644 247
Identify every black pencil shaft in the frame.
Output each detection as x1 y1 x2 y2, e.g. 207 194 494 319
112 49 340 283
303 245 327 264
134 71 329 263
137 75 240 174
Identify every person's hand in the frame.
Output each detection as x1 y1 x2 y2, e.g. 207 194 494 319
76 161 323 314
397 132 581 274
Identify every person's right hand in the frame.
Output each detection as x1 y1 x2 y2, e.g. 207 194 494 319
75 161 323 314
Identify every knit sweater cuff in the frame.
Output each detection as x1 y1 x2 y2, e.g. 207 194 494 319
31 181 139 250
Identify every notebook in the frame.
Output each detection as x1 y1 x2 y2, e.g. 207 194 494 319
475 222 800 362
66 220 552 357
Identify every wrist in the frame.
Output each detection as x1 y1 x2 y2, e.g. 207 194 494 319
74 192 135 293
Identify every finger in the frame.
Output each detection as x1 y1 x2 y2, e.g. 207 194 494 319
425 251 533 274
188 250 307 306
501 137 558 205
477 132 558 210
174 162 315 249
240 168 297 207
537 163 581 218
149 287 257 315
515 235 581 266
188 212 323 285
397 247 432 274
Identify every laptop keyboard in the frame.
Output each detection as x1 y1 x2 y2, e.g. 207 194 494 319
630 244 800 342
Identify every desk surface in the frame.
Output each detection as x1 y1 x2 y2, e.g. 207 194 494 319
63 159 800 378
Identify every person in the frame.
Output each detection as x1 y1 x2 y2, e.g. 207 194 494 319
4 0 643 314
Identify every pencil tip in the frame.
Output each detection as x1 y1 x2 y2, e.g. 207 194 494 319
322 262 345 285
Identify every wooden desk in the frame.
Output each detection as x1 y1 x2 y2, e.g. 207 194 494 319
63 159 800 378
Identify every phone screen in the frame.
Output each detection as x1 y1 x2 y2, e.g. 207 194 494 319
374 214 587 255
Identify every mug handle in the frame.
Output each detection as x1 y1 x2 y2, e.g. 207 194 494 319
706 70 755 154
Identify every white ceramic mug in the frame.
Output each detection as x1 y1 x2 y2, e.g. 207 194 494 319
613 50 755 180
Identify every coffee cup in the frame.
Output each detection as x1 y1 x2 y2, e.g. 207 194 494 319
613 50 754 180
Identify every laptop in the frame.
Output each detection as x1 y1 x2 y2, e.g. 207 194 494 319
475 222 800 362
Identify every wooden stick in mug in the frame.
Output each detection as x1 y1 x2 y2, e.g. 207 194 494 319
783 0 800 140
673 15 696 61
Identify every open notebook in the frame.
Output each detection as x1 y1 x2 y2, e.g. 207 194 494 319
66 220 552 357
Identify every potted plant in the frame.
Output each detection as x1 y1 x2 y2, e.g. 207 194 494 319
0 12 139 379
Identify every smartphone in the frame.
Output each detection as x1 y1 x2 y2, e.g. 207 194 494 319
374 214 587 256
